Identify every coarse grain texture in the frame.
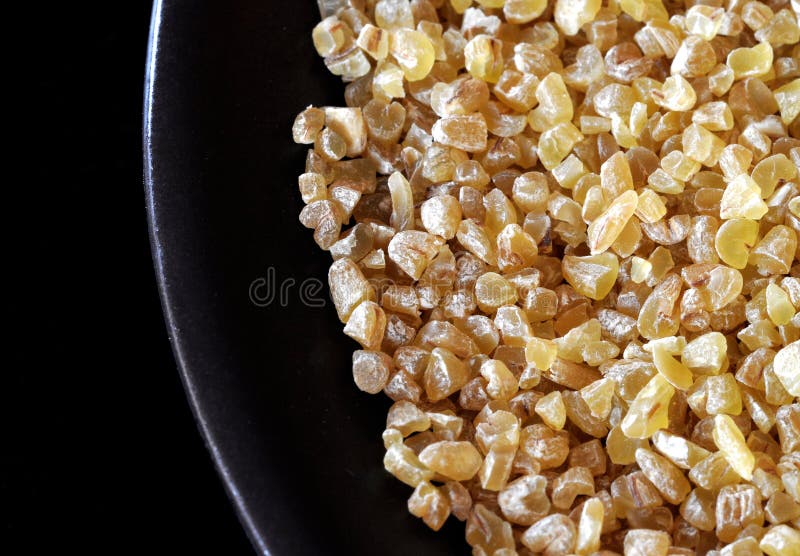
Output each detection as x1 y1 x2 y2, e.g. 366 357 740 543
292 0 800 552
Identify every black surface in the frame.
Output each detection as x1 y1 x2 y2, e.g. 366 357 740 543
5 1 251 553
145 1 467 554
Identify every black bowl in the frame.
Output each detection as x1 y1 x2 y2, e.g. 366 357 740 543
144 1 466 553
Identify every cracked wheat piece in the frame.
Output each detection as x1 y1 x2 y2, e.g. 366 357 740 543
624 529 671 556
716 484 765 543
773 341 800 396
352 350 393 394
713 413 756 480
521 513 577 555
432 114 488 152
294 0 800 551
635 448 691 505
561 253 619 301
466 503 515 553
387 230 443 280
680 487 717 532
328 258 374 323
343 300 386 350
388 28 435 82
407 481 450 531
576 497 604 555
621 374 674 439
760 524 800 556
715 218 759 269
423 347 470 402
498 474 550 526
534 390 565 430
587 190 638 255
382 429 434 488
418 441 483 481
652 342 693 390
651 430 711 470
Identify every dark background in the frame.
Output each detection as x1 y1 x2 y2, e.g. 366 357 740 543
5 1 252 552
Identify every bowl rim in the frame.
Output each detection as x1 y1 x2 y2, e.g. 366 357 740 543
142 1 268 553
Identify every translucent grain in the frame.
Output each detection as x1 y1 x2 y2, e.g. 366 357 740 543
713 414 756 481
621 374 675 439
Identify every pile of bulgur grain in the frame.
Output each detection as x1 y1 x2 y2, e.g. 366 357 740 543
291 0 800 553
